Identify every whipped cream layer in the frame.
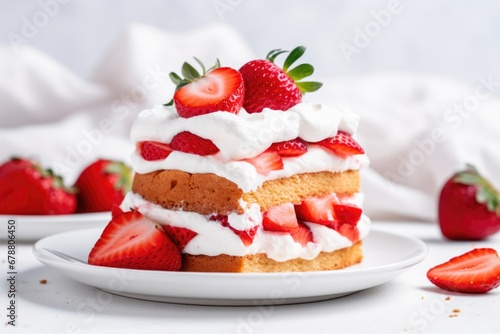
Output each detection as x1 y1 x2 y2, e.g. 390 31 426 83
121 192 371 262
130 101 368 193
131 102 360 160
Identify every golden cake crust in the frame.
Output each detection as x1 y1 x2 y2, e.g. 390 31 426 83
132 170 360 215
180 241 362 273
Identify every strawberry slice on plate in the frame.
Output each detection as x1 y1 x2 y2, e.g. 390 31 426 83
138 141 173 161
262 203 299 232
267 138 308 157
88 211 182 271
243 151 284 175
317 131 364 158
427 248 500 294
167 58 244 118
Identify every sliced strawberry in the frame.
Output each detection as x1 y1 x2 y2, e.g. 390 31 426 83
168 61 244 118
290 222 313 246
427 248 500 294
262 203 299 232
170 131 219 156
317 131 364 158
111 204 124 218
88 211 182 271
333 204 362 226
138 141 173 161
162 225 198 250
243 151 284 175
209 215 258 246
267 138 308 157
337 224 360 243
295 194 338 226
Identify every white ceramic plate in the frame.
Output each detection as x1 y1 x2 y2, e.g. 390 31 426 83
33 228 427 305
0 212 110 241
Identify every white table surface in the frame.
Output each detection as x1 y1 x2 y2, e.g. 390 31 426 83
1 220 499 334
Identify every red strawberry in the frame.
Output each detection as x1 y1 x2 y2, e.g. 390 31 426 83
111 204 124 218
167 58 244 118
439 164 500 240
267 138 308 157
262 203 299 232
0 158 76 215
333 204 362 226
209 215 258 246
427 248 500 294
239 46 322 113
138 141 173 161
162 225 198 250
290 222 313 246
295 194 338 226
88 211 182 271
74 159 132 213
317 131 364 158
169 131 219 156
243 151 284 175
337 224 360 243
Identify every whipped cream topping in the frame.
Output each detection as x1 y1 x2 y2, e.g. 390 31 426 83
129 102 369 192
121 192 371 262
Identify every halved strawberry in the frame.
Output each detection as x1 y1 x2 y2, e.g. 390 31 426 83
295 194 338 226
427 248 500 294
262 203 299 232
162 225 198 250
209 215 258 246
138 141 173 161
243 151 284 175
167 59 244 118
111 204 124 218
267 138 308 157
333 204 362 226
239 46 322 113
88 211 182 271
290 221 313 246
317 131 364 158
170 131 219 156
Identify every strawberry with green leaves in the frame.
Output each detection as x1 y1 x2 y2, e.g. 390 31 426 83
239 46 322 113
167 58 244 118
0 158 76 215
74 159 132 213
439 164 500 240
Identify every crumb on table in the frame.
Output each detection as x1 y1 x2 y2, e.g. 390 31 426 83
39 279 48 284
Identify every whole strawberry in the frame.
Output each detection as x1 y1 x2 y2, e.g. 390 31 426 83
239 46 322 113
0 158 76 215
74 159 132 213
438 164 500 240
167 58 244 118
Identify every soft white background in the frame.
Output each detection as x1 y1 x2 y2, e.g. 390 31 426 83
1 0 500 221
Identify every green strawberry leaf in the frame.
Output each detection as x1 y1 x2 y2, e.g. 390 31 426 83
287 64 314 81
296 81 323 93
181 62 200 81
283 46 305 72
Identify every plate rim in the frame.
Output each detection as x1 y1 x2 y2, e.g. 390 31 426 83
33 227 427 278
